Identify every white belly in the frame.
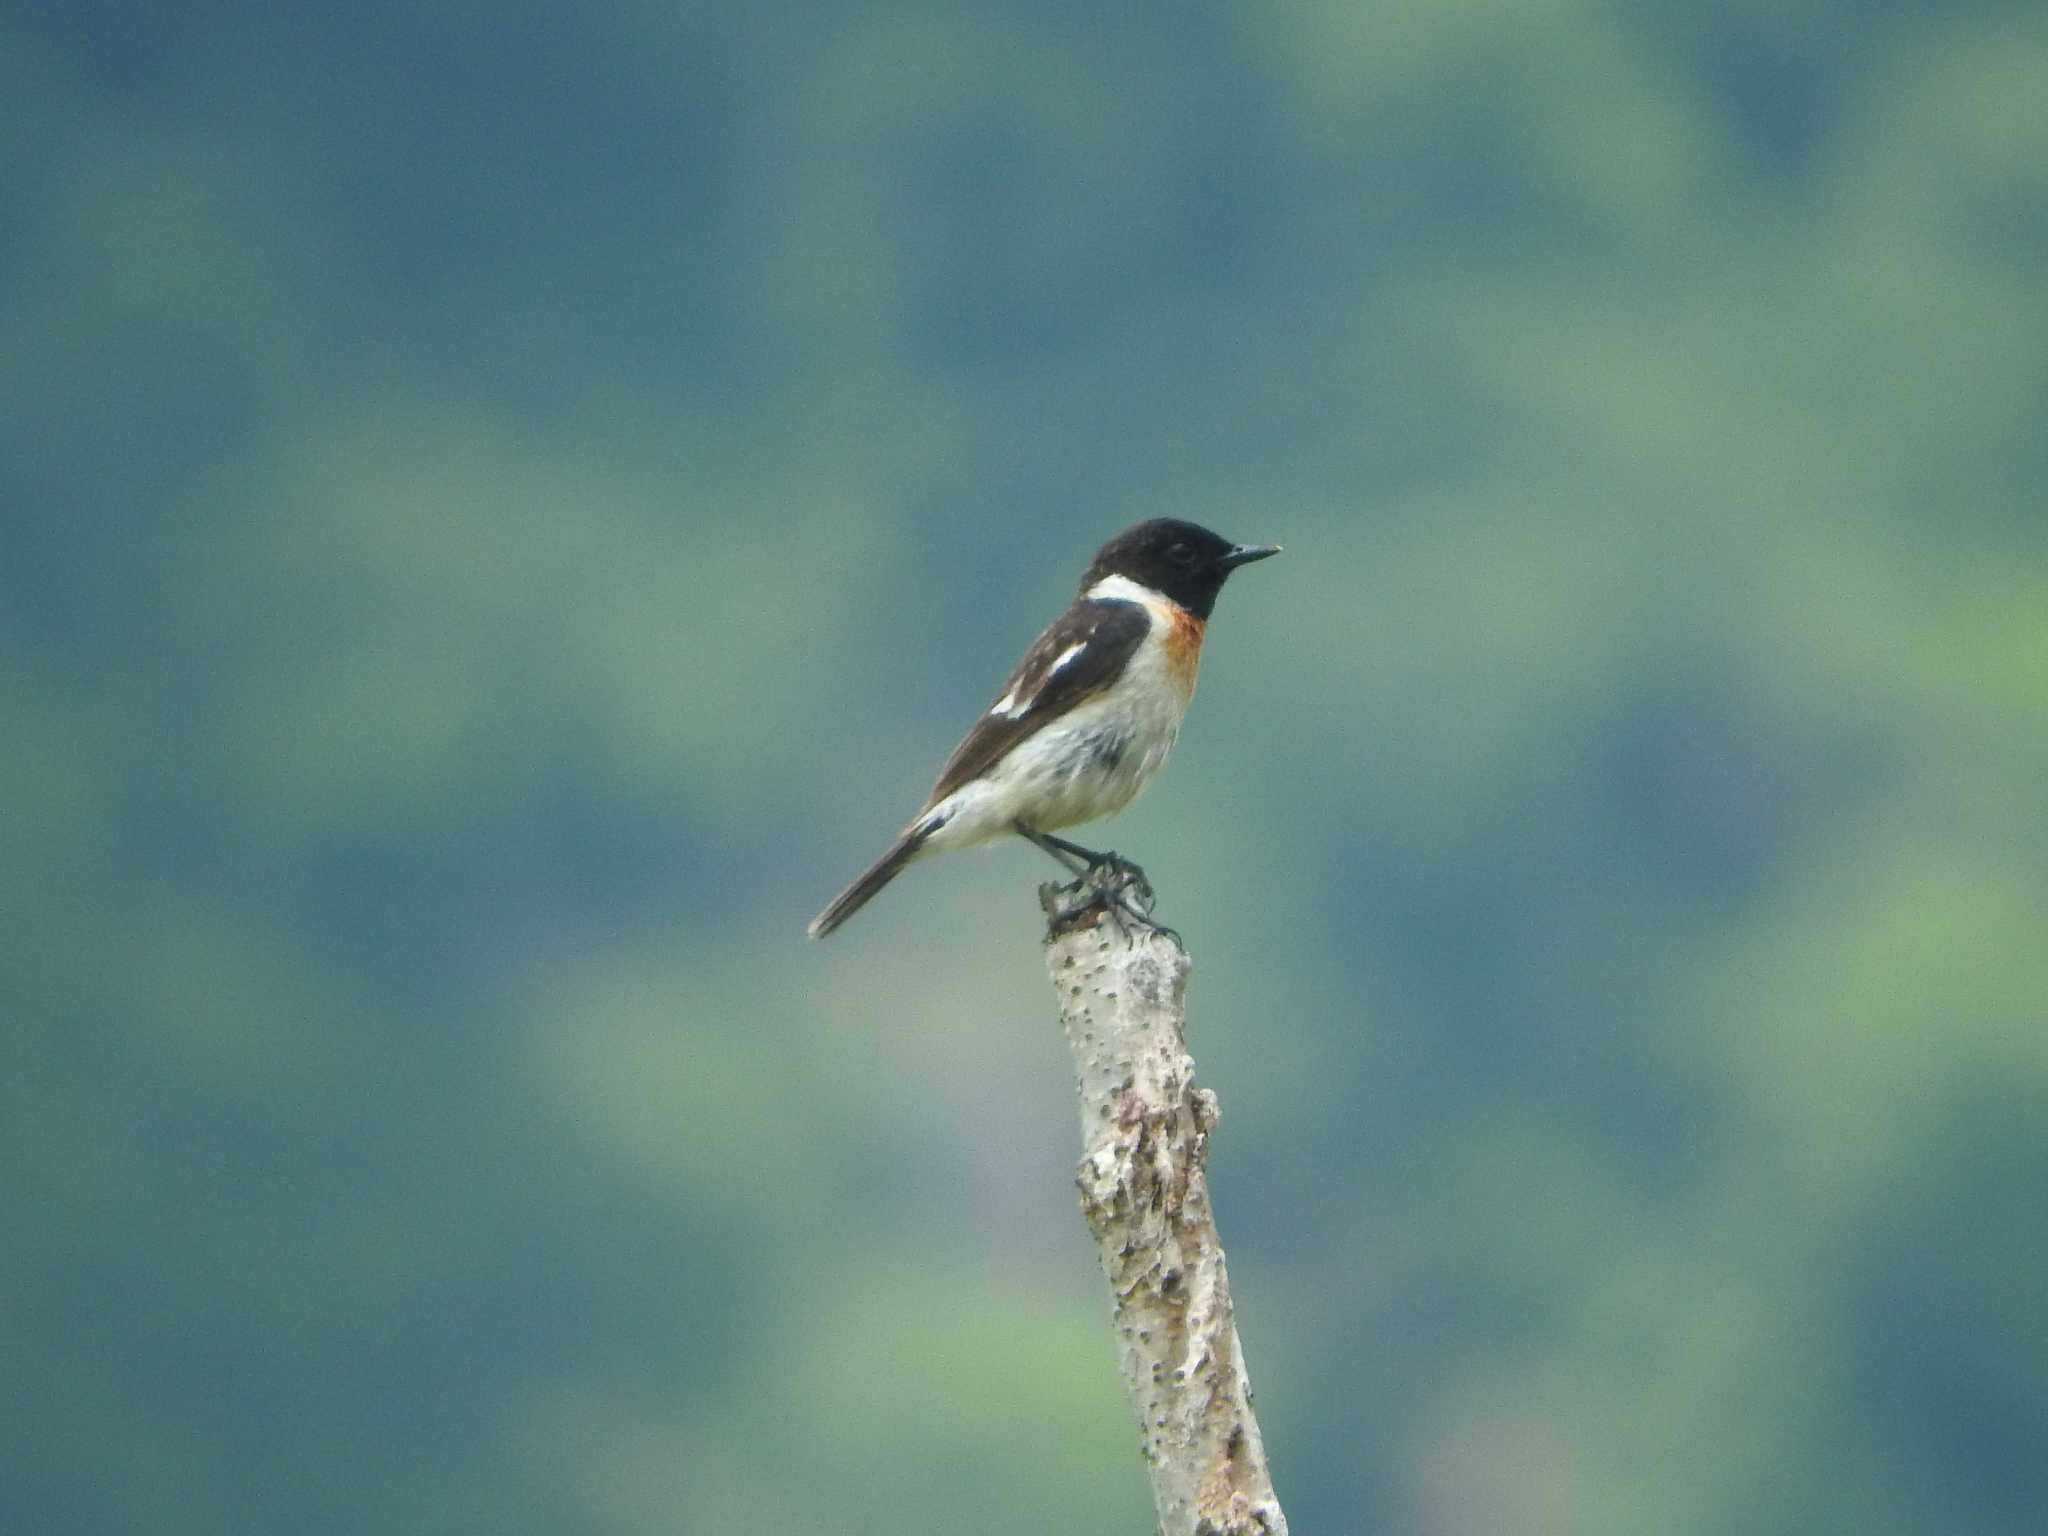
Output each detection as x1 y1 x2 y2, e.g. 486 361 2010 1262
919 650 1191 852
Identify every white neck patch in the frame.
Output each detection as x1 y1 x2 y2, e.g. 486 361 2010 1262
1085 573 1169 608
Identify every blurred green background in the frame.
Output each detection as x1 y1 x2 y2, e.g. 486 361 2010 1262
6 3 2046 1532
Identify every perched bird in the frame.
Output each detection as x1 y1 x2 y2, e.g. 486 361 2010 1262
808 518 1280 938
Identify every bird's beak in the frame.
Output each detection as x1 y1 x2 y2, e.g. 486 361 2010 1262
1220 543 1282 569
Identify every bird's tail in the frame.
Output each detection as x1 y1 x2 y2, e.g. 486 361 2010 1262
808 827 930 939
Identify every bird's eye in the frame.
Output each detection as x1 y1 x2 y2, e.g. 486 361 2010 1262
1167 541 1195 565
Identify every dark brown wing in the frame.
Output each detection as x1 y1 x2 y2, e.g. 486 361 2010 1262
923 598 1151 807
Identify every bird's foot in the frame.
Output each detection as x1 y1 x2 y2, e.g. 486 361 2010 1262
1083 849 1154 907
1038 856 1181 948
1021 823 1181 946
1098 872 1181 948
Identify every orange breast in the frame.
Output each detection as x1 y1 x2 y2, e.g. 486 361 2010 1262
1161 607 1206 701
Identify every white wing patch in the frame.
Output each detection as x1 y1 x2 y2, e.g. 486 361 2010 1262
1045 640 1088 678
990 640 1090 720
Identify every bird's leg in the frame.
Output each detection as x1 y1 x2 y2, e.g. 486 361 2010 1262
1016 823 1091 879
1027 829 1153 900
1015 823 1177 945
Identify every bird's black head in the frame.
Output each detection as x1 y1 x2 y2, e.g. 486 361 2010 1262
1081 518 1282 620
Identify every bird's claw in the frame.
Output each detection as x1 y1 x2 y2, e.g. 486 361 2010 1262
1085 851 1154 906
1084 857 1182 948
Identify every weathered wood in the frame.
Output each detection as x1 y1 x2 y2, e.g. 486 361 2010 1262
1041 884 1288 1536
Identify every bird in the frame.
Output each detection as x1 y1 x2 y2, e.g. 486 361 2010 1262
808 518 1280 938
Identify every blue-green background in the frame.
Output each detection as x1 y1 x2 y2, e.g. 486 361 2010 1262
7 3 2046 1532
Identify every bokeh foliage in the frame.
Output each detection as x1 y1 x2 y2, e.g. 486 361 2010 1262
5 3 2045 1532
